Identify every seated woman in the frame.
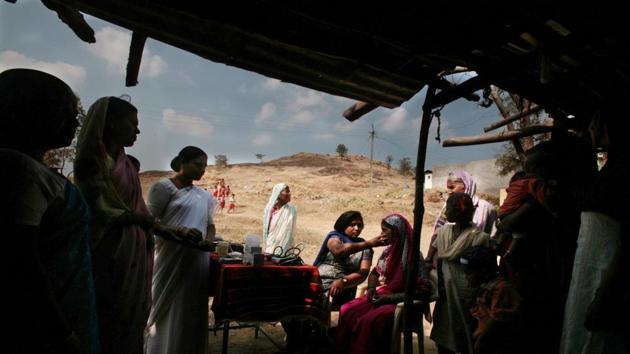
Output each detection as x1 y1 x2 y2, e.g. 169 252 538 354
336 213 432 354
314 211 390 307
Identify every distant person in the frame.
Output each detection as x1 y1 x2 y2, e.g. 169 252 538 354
146 146 216 354
75 96 192 354
430 193 491 354
336 213 432 354
0 68 98 353
314 211 390 307
262 183 297 253
227 193 236 213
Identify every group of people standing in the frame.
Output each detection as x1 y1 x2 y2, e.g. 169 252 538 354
2 68 215 354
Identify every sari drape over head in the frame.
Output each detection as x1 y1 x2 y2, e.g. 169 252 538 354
262 183 297 253
75 97 153 354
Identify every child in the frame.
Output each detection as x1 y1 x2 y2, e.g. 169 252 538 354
494 142 557 265
227 193 236 213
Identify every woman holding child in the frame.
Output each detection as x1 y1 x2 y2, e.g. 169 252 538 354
430 193 491 354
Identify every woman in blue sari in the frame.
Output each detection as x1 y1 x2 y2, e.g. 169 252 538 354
314 210 390 307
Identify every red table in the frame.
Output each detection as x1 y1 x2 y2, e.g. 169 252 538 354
208 254 327 353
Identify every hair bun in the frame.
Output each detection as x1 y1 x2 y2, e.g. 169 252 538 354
170 156 182 171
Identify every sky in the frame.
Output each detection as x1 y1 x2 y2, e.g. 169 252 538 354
1 1 507 172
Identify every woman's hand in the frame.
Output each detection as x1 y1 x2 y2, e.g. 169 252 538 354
330 278 347 297
177 227 203 243
365 234 391 248
366 287 377 302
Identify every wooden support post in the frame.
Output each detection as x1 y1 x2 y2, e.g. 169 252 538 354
442 124 554 147
404 84 436 354
126 31 147 87
429 76 486 108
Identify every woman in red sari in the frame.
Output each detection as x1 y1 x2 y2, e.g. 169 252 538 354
336 213 432 354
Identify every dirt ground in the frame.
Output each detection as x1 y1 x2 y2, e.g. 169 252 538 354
140 153 455 353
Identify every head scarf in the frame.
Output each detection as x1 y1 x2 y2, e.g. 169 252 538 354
432 170 481 234
262 183 297 252
313 211 363 266
377 213 414 292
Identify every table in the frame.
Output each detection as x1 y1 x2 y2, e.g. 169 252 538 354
208 254 327 353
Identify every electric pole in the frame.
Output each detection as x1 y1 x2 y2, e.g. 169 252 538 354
369 124 375 188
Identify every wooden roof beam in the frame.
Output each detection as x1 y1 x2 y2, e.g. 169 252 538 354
343 102 379 122
442 123 553 147
483 105 544 132
126 31 147 87
429 76 486 109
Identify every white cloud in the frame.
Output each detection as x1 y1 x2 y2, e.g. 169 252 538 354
252 132 273 146
0 50 87 88
288 89 325 111
332 95 353 105
255 102 276 125
88 27 167 78
176 71 196 86
291 110 316 124
162 108 214 137
262 78 282 90
380 107 408 133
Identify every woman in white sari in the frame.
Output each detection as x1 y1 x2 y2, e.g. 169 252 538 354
145 146 217 354
262 183 297 253
431 192 490 354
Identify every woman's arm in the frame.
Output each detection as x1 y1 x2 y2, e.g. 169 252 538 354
329 259 371 297
327 235 385 258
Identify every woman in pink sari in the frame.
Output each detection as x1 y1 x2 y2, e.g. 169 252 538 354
336 213 432 354
75 97 193 354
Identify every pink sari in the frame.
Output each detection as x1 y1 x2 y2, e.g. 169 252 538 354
336 214 422 354
91 153 154 354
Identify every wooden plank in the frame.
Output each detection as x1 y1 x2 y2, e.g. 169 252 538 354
126 31 147 87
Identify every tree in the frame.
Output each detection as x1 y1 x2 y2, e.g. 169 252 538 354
336 143 348 157
255 153 265 163
490 86 551 176
43 97 87 176
214 154 228 168
385 155 394 170
398 157 413 176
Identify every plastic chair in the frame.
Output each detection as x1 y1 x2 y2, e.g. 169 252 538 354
390 300 425 354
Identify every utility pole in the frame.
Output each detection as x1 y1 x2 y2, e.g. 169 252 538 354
369 124 375 188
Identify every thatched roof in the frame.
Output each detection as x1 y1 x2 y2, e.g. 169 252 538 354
41 1 629 124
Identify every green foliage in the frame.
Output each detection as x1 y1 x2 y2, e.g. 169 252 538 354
255 153 265 163
336 143 348 157
385 155 394 170
398 157 413 176
214 154 229 168
494 143 522 176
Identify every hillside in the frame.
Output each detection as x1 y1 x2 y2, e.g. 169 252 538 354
139 152 446 263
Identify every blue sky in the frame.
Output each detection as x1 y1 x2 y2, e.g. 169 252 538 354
1 1 506 171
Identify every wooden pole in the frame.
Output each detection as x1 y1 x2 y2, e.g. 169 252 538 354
404 85 436 354
126 31 147 87
489 86 525 157
442 124 554 147
343 101 378 121
483 105 543 132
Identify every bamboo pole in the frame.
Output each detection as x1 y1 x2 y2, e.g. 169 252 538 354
442 124 554 147
404 84 436 354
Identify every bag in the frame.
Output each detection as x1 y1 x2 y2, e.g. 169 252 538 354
271 245 304 266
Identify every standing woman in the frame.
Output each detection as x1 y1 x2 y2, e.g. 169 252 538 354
430 192 491 354
74 97 156 354
1 69 98 354
145 146 216 354
314 210 390 307
262 183 297 253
